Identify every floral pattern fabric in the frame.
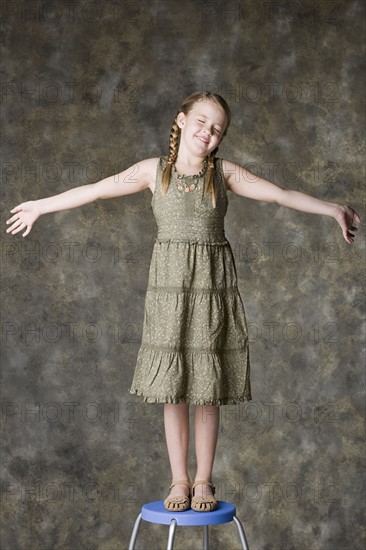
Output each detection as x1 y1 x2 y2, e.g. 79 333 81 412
129 155 252 405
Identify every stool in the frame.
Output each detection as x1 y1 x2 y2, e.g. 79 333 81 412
128 500 249 550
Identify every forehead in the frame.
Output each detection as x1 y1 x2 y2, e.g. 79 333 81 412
189 100 227 125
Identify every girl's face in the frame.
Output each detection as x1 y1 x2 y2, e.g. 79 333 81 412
176 99 227 157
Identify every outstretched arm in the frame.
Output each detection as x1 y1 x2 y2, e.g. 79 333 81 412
222 159 361 244
5 158 159 237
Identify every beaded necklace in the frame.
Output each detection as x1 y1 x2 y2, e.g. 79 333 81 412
173 159 208 192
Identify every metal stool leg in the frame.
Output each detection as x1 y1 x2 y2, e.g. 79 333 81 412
233 516 249 550
167 518 177 550
203 524 209 550
128 512 142 550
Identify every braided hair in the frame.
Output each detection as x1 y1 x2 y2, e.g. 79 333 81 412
161 91 231 208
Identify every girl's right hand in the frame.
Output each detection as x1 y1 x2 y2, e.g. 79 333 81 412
5 201 41 237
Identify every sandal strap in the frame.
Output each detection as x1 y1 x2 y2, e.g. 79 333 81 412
169 479 191 490
192 479 216 495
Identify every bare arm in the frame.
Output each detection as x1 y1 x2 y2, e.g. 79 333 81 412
6 157 159 237
222 159 361 244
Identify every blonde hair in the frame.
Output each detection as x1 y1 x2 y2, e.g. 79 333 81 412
161 91 231 207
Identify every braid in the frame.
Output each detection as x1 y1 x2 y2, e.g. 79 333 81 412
204 148 218 208
161 116 180 195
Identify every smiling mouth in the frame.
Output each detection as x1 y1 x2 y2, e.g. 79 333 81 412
195 135 209 144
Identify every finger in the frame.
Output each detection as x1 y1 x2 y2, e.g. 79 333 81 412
8 220 24 233
10 205 23 214
22 226 32 237
345 233 353 244
344 225 354 241
5 224 18 233
10 223 26 235
353 211 361 223
6 213 23 224
8 219 23 232
6 223 19 233
350 210 361 224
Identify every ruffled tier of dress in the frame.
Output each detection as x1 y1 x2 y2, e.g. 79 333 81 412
129 238 251 405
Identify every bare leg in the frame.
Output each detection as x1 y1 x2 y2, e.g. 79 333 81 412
194 405 220 498
163 403 190 498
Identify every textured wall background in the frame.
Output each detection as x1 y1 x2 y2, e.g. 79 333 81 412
1 1 365 548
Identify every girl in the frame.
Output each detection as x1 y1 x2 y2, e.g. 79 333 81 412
5 91 360 513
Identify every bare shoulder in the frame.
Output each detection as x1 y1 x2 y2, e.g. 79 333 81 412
135 157 160 193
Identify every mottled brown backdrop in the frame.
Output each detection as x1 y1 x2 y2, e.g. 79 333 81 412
1 1 365 549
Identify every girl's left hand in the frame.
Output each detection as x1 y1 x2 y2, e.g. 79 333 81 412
334 205 361 244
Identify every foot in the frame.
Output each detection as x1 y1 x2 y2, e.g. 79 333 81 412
167 482 190 500
163 479 191 512
192 481 214 499
191 479 217 512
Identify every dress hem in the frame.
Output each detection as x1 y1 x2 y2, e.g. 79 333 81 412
128 389 252 406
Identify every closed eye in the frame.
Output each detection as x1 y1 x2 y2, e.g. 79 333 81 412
197 118 222 135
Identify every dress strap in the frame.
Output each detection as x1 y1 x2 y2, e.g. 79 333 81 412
214 157 228 196
154 155 167 194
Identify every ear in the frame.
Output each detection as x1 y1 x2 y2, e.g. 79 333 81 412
176 111 186 129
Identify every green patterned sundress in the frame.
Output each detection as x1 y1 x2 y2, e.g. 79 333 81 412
129 155 251 405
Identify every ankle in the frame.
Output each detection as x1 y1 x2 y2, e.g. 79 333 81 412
170 477 191 489
194 477 212 484
192 480 216 501
171 474 190 482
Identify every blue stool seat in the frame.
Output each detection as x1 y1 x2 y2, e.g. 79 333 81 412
129 500 249 550
142 500 237 525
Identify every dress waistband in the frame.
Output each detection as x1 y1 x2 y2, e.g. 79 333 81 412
155 237 229 245
156 230 227 244
156 219 226 243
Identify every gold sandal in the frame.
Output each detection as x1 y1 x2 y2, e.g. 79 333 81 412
163 479 191 512
191 479 218 512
